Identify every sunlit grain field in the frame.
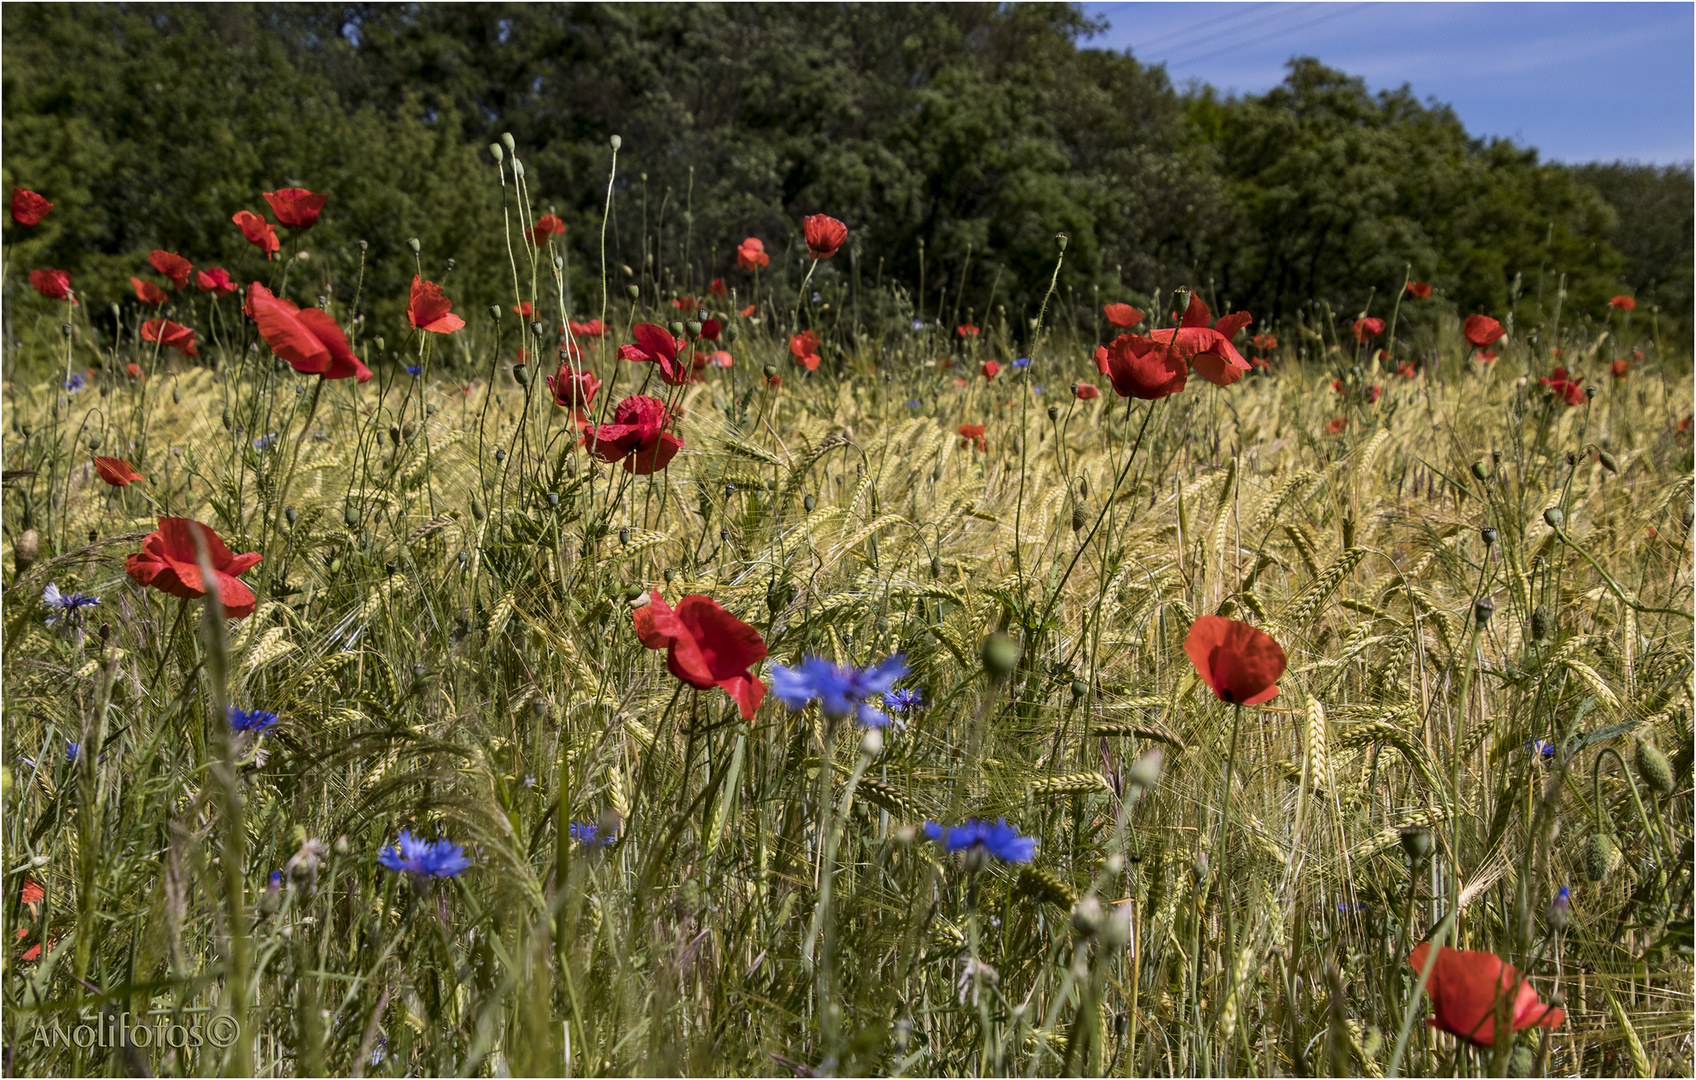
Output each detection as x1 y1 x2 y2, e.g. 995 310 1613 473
2 152 1692 1079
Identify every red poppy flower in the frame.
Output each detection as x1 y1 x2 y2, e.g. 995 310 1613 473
1252 333 1278 352
20 937 43 962
618 323 693 385
1250 355 1270 370
28 269 73 302
10 187 52 227
1184 615 1286 705
1611 359 1629 379
1103 303 1144 329
1352 317 1385 342
634 591 767 720
1408 943 1564 1047
94 456 146 486
1609 295 1635 310
790 330 822 372
1095 333 1186 400
1330 379 1345 395
232 210 280 260
196 268 238 296
739 304 757 318
709 277 728 299
584 394 684 474
1073 382 1100 400
141 319 199 357
1477 350 1498 363
1406 281 1432 299
149 250 193 289
670 296 699 316
20 879 43 906
803 214 847 259
526 213 566 246
513 301 535 318
408 276 466 334
958 423 987 452
1540 366 1586 406
1147 295 1253 387
1463 314 1505 348
263 187 329 230
1682 415 1693 433
126 517 263 618
1366 385 1382 404
1327 417 1347 434
126 362 145 381
767 373 782 387
958 325 980 338
709 349 733 368
568 319 608 337
246 283 370 381
1396 362 1418 380
737 237 770 271
980 359 1001 381
547 363 601 412
698 317 723 342
131 278 167 306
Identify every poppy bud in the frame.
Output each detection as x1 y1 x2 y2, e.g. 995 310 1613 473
332 835 351 858
86 432 101 450
1531 604 1552 640
494 448 507 463
1399 825 1433 863
1583 832 1615 882
1543 507 1565 528
222 406 235 431
686 320 702 338
285 507 297 526
445 258 456 273
763 363 778 378
610 134 622 151
471 499 486 521
530 320 544 338
172 385 180 405
358 239 368 251
1127 750 1164 790
513 160 525 180
1071 679 1087 701
1481 527 1497 546
1586 384 1598 399
408 237 421 253
1636 739 1675 796
1474 595 1495 626
619 527 631 546
1471 460 1490 481
669 321 685 337
1071 504 1088 532
720 527 730 542
553 255 564 270
931 556 942 579
1055 233 1068 251
664 567 677 583
374 337 385 353
860 727 884 760
623 584 645 603
489 143 504 163
1599 451 1619 474
980 632 1020 680
343 505 360 528
804 494 817 512
626 285 640 301
513 365 529 386
15 529 39 571
722 324 739 343
500 132 516 153
1047 405 1059 421
1191 853 1210 882
546 492 559 508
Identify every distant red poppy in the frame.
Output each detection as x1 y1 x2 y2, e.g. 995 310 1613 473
1682 415 1693 433
568 319 608 337
28 269 73 302
1330 379 1345 395
10 187 52 226
1477 350 1498 363
1406 281 1432 299
737 237 770 271
232 210 280 260
634 591 767 720
1352 317 1385 342
709 277 728 299
1184 615 1287 705
980 359 1001 381
1396 362 1418 379
958 423 987 452
126 362 144 381
1609 295 1635 311
247 283 370 381
94 456 146 486
196 268 238 296
141 319 199 358
708 349 733 368
408 276 466 334
1095 333 1186 400
1366 385 1382 404
131 278 168 306
803 214 847 259
958 325 980 338
1103 303 1144 329
618 323 693 385
1148 295 1252 387
1611 359 1629 379
20 880 43 906
149 250 193 289
1540 366 1585 406
264 187 329 230
513 301 535 318
547 363 600 415
1073 382 1100 400
739 304 757 318
1252 333 1278 352
1463 314 1505 348
1327 417 1347 434
126 517 263 617
669 296 699 316
526 213 566 246
584 394 684 474
790 329 822 372
1407 943 1564 1047
767 373 782 387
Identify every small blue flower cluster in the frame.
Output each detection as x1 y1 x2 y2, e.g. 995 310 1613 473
228 706 281 735
377 829 472 879
771 655 910 728
923 818 1036 864
42 584 100 627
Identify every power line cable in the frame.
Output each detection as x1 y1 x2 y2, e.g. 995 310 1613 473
1164 2 1372 71
1124 2 1285 55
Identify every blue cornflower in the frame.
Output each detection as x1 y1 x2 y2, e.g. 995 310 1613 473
63 373 87 393
923 818 1036 864
770 654 909 727
65 741 80 764
253 433 278 450
1529 739 1556 760
228 706 282 735
912 319 926 332
1013 357 1031 369
1547 885 1571 930
885 687 924 715
570 822 616 847
377 829 472 879
406 365 423 376
42 583 100 627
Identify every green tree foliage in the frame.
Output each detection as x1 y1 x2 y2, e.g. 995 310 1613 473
1573 162 1694 333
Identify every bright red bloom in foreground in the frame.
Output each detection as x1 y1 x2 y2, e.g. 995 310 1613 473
1540 366 1586 406
10 187 52 226
1408 943 1565 1047
264 188 329 230
1352 317 1385 342
958 423 987 452
526 213 566 246
709 277 728 299
1611 359 1629 379
409 276 466 334
196 268 238 296
1148 295 1253 386
131 278 168 306
1184 615 1287 705
980 359 1001 381
1095 333 1186 400
547 363 601 411
1073 382 1100 400
141 319 199 358
29 269 73 302
585 395 684 474
790 329 822 372
247 283 370 381
1463 314 1505 348
1610 295 1636 310
1406 281 1432 299
958 324 980 338
1327 417 1347 434
737 237 770 271
568 319 608 337
232 211 280 260
149 250 193 289
618 323 692 385
94 457 146 486
1103 303 1144 329
803 214 847 259
126 517 263 618
634 591 767 720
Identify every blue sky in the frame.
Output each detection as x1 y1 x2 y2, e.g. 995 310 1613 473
1079 2 1694 165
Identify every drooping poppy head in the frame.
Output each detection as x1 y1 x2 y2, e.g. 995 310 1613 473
125 517 263 617
1327 417 1347 434
196 268 238 296
709 277 728 299
803 214 848 259
1611 359 1629 379
737 237 770 270
980 359 1000 381
547 364 601 411
1406 281 1432 299
94 456 146 486
1407 943 1565 1047
1073 382 1100 400
525 213 566 246
790 329 822 372
1352 317 1385 342
633 591 768 720
131 278 168 306
1095 333 1186 400
616 323 691 385
1463 314 1505 348
958 423 987 452
28 269 73 302
958 325 980 338
584 395 684 474
263 187 329 230
408 276 466 334
1184 615 1287 705
232 210 280 259
1103 303 1144 329
1609 295 1635 310
149 251 193 289
10 187 52 226
1147 295 1252 386
141 319 199 357
246 283 369 381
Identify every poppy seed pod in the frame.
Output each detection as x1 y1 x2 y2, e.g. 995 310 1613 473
803 494 817 512
1544 507 1565 528
1531 604 1552 640
493 448 507 464
546 491 559 508
374 337 385 353
489 143 504 163
610 134 622 151
344 505 360 528
357 239 368 251
980 632 1020 679
407 237 421 253
471 499 486 521
1582 832 1615 882
1471 460 1491 481
1636 739 1675 796
763 363 778 378
623 584 645 603
669 321 686 337
1586 385 1598 399
530 320 544 338
1481 526 1498 546
1400 826 1433 863
1071 679 1088 701
284 507 297 526
626 285 640 301
1599 451 1619 474
500 132 515 153
86 432 101 450
1047 405 1060 421
686 320 702 338
512 160 525 180
1474 596 1495 626
1055 233 1068 251
619 527 631 546
14 529 39 571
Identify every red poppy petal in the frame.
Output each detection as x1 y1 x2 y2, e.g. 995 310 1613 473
718 672 766 720
1214 311 1253 341
1179 293 1212 328
633 591 682 650
675 596 768 678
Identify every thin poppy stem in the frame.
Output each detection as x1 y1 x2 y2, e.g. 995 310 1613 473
1215 702 1244 1019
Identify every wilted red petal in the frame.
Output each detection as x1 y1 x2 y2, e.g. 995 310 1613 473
232 210 280 259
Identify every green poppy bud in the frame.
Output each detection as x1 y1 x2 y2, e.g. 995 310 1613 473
1599 451 1619 474
471 498 486 522
623 584 644 603
619 527 631 546
686 320 702 338
722 324 740 343
86 432 101 450
374 336 385 353
408 237 421 253
1400 826 1433 863
489 143 504 163
980 632 1020 680
513 365 528 386
546 492 559 508
1481 526 1498 546
512 159 525 180
764 363 778 378
1544 507 1565 528
285 507 297 526
489 305 503 321
610 134 622 151
1474 596 1495 626
1583 832 1614 882
222 405 235 431
626 285 640 301
1070 679 1088 702
1636 739 1674 796
1071 504 1088 532
664 567 677 583
1047 405 1060 421
1508 1045 1536 1078
803 494 817 512
1531 604 1552 640
669 321 686 337
1472 460 1491 481
344 505 360 528
500 132 516 153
